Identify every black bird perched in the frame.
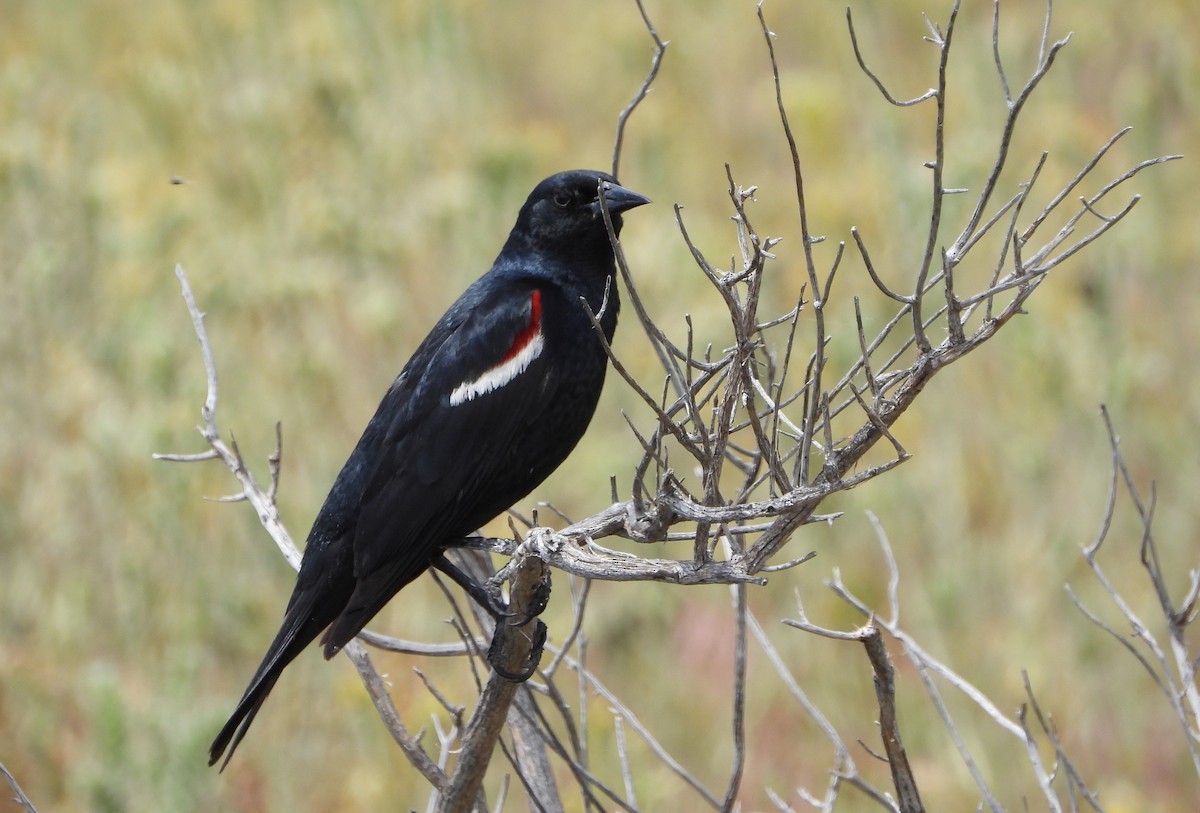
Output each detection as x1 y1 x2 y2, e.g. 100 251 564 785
208 169 650 769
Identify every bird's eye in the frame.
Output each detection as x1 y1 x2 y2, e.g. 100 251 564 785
552 192 572 208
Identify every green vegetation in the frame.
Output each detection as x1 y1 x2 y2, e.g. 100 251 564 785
1 1 1196 810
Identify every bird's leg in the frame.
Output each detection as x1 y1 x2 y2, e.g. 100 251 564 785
433 554 513 620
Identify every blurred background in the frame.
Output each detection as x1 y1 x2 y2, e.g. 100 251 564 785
1 0 1196 810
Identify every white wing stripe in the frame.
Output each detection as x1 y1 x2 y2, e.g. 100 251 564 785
448 332 545 406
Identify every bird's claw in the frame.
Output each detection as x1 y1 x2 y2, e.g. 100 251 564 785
507 571 552 627
488 601 518 622
488 620 547 682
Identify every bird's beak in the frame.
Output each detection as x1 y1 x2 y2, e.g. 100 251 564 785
595 181 651 215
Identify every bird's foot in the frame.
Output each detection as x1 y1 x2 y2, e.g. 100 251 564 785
507 567 551 627
488 619 547 682
486 562 551 680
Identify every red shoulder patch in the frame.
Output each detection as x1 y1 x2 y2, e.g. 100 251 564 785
448 289 546 406
501 289 542 363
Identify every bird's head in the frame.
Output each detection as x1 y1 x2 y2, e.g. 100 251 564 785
512 169 650 258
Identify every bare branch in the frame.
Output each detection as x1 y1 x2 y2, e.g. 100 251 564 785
358 631 485 657
852 226 910 304
861 627 925 813
439 553 551 811
614 716 637 809
846 7 938 107
721 583 749 810
910 0 960 356
347 642 449 790
1021 672 1105 812
612 0 667 179
908 654 1005 813
547 643 722 809
1071 406 1200 778
0 761 38 813
757 2 824 486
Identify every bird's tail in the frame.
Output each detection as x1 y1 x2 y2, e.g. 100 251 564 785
208 598 327 770
208 668 282 771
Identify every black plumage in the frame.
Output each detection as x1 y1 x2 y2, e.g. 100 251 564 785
209 170 649 768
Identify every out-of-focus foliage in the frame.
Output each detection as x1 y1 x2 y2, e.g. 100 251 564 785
0 1 1195 810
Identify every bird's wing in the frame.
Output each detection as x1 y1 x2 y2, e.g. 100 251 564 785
326 278 558 646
